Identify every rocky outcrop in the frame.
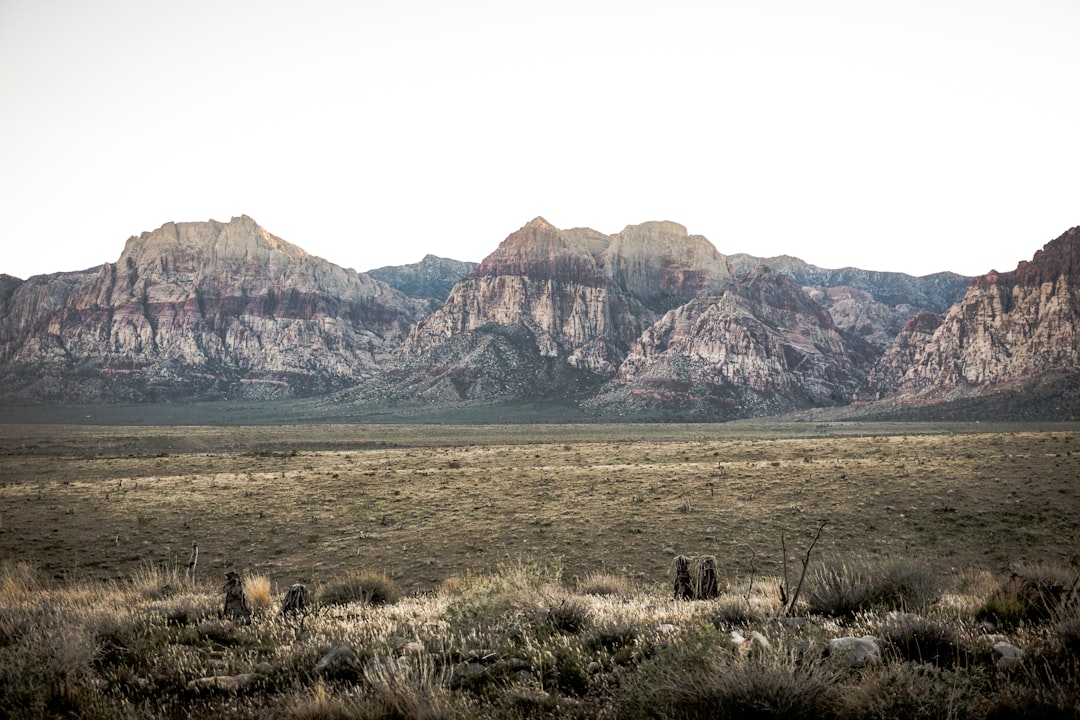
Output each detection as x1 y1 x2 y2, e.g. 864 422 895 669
858 227 1080 406
0 216 427 403
389 218 736 397
367 254 477 307
587 267 876 419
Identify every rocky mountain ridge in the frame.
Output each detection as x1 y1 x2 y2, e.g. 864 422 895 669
3 215 1075 420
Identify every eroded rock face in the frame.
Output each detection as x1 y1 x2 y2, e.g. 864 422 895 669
391 218 736 395
588 267 876 419
858 227 1080 405
0 216 427 402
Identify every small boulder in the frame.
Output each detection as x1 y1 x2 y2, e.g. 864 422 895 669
993 641 1024 669
829 636 880 667
315 646 359 677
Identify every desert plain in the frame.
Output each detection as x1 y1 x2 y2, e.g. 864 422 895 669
2 421 1076 592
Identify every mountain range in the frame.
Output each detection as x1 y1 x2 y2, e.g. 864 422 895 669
1 215 1076 420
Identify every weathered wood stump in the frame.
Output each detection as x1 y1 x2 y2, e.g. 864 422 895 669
695 555 719 600
281 583 311 617
673 555 693 600
222 571 251 624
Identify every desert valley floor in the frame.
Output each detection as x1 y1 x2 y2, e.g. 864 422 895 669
2 421 1077 591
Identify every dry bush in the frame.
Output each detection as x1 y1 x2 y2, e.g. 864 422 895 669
620 624 840 720
364 654 453 720
838 663 988 720
976 562 1078 628
879 614 968 667
805 556 942 617
0 562 43 604
318 571 402 607
547 598 591 634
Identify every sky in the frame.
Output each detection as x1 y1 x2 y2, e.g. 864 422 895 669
1 0 1078 280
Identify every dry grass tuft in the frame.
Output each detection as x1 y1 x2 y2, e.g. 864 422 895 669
576 571 637 598
243 574 274 615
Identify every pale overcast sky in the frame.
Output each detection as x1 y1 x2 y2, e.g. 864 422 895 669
1 0 1077 280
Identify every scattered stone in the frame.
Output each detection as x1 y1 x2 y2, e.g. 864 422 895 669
450 661 487 689
750 631 770 652
315 646 359 676
657 623 680 636
253 662 274 675
187 673 255 693
829 636 881 667
993 641 1024 669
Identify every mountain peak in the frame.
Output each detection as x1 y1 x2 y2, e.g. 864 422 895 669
524 216 556 231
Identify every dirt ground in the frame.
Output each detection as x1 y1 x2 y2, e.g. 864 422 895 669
1 422 1077 593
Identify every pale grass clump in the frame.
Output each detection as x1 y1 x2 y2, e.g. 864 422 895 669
938 567 1000 615
128 561 190 600
576 570 638 598
243 574 274 615
0 562 42 604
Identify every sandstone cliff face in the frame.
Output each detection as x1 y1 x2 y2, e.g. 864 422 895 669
588 267 874 418
394 218 734 392
805 286 916 353
0 216 427 402
858 227 1080 403
367 254 477 307
604 221 734 312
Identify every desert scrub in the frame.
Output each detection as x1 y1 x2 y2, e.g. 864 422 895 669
618 623 840 719
976 562 1078 628
878 614 968 667
318 570 402 607
805 555 942 617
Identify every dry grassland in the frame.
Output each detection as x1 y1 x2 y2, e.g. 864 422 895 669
1 423 1077 593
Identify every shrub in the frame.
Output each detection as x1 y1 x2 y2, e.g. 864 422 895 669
976 563 1077 628
879 615 967 667
620 628 840 720
805 556 941 617
318 571 401 607
839 664 989 720
547 598 591 634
